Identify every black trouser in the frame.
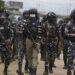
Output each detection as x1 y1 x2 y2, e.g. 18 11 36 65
67 42 75 75
18 50 24 74
63 45 68 66
17 40 25 74
12 41 17 59
25 60 28 71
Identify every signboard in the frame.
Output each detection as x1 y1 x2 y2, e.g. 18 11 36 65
8 1 23 9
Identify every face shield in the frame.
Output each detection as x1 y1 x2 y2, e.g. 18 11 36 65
48 16 57 24
0 13 6 23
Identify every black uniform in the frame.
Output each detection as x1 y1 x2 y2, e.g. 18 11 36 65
43 12 58 75
61 20 69 69
23 9 42 75
0 12 13 75
16 18 25 75
63 9 75 75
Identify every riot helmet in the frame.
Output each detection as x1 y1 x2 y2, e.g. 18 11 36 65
70 9 75 20
47 12 57 24
29 8 38 20
0 9 7 24
18 17 22 21
23 10 29 19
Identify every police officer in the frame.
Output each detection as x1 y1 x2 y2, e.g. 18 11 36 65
24 8 41 75
0 9 13 75
56 19 64 60
42 12 58 75
63 9 75 75
11 20 17 60
16 16 25 75
40 15 48 61
22 10 29 73
61 18 70 69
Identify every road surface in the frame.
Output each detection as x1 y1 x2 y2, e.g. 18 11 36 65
0 54 68 75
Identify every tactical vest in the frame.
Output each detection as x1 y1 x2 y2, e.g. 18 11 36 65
47 23 57 40
27 20 39 40
0 26 11 43
66 23 75 42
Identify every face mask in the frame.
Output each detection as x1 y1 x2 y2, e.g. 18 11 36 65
30 14 36 18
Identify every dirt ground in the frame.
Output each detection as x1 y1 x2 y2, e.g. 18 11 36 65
0 54 68 75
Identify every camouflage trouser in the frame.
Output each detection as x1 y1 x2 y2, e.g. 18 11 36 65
44 41 56 74
26 38 39 69
63 39 68 66
17 39 25 73
0 45 12 75
40 42 46 61
12 39 17 59
67 41 75 75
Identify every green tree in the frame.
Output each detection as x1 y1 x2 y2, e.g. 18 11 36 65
0 0 5 9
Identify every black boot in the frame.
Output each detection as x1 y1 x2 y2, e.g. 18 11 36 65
29 67 32 75
16 62 24 75
67 69 71 75
3 71 8 75
73 70 75 75
4 68 8 75
4 63 9 75
16 70 24 75
32 68 36 75
63 65 67 69
49 62 53 73
29 67 36 75
25 61 29 73
43 61 49 75
49 68 53 73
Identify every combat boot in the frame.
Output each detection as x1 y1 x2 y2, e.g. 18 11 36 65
16 62 24 75
49 68 53 73
4 64 9 75
3 69 8 75
29 67 36 75
16 70 24 75
43 72 49 75
43 63 49 75
25 61 29 73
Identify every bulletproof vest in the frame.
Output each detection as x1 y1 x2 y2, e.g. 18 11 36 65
63 21 75 42
0 25 11 42
47 23 57 39
37 21 42 40
67 23 75 41
16 21 24 40
68 24 75 34
27 20 39 40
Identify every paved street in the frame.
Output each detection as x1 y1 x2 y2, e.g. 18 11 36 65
0 54 67 75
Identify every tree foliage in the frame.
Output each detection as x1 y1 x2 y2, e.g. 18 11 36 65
0 0 5 9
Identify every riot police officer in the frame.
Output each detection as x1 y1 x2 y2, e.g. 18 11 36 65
63 9 75 75
24 8 41 75
11 20 17 60
42 12 58 75
61 18 70 69
0 9 13 75
22 10 29 73
40 15 48 61
16 16 25 75
56 19 64 60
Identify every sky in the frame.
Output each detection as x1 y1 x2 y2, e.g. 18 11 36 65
4 0 75 15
